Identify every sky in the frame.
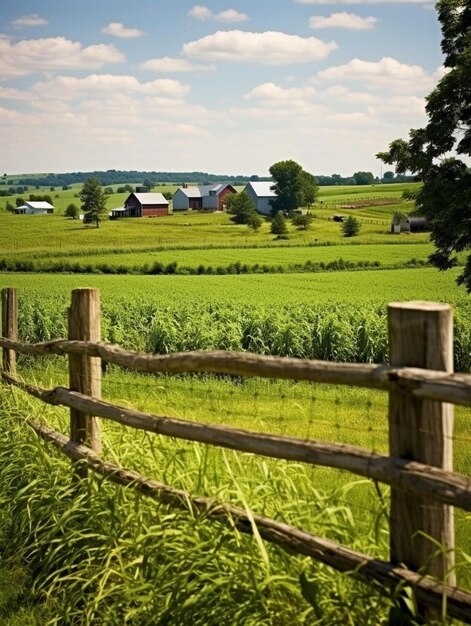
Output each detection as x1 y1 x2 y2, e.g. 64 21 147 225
0 0 444 177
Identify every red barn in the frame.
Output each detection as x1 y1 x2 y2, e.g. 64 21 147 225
116 193 168 217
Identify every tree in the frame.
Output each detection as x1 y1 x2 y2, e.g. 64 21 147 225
65 203 79 219
383 171 395 182
269 160 303 215
15 197 25 207
353 171 374 185
246 211 262 230
271 212 289 238
299 170 318 208
79 178 108 228
226 191 259 226
143 178 154 190
342 216 361 237
5 201 14 213
377 0 471 291
292 213 313 230
162 191 173 201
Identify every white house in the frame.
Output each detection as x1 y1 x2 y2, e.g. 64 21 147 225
14 201 54 215
243 181 275 215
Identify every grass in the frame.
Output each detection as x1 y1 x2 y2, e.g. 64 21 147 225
1 267 468 308
7 242 435 273
0 357 469 624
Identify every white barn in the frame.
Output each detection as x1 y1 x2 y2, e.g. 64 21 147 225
14 201 54 215
243 181 275 215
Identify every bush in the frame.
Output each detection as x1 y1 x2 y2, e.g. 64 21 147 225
342 216 361 238
271 212 288 237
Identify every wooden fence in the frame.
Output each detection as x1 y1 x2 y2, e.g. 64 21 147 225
1 287 471 623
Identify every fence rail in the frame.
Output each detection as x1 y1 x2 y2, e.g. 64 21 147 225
2 287 471 623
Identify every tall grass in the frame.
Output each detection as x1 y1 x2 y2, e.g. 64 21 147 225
0 384 398 625
15 297 471 372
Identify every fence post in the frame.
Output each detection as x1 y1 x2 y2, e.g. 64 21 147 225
388 302 455 613
1 288 18 377
68 288 101 456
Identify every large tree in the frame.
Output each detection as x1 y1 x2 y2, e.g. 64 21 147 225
377 0 471 291
269 160 317 215
80 178 108 228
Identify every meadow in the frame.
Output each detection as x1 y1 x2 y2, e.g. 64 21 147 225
2 180 471 625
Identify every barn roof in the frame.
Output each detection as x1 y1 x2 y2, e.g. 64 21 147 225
245 181 275 198
25 201 54 209
131 193 169 205
179 186 201 198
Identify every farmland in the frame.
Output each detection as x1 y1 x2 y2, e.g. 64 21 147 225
2 179 471 625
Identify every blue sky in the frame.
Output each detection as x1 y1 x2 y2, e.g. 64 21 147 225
0 0 443 176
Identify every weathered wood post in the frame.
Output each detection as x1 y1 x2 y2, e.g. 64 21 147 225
388 302 455 616
68 288 101 458
1 288 18 377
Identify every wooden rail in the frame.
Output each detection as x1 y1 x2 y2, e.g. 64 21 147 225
2 287 471 623
1 337 470 407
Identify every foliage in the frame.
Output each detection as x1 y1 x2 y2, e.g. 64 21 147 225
64 203 79 219
162 191 173 201
392 211 407 226
79 178 108 228
246 211 262 230
383 171 395 182
291 213 313 230
342 216 361 238
15 197 25 208
271 212 289 237
5 201 14 213
353 171 375 185
377 0 471 291
269 160 318 215
226 191 259 226
402 190 419 201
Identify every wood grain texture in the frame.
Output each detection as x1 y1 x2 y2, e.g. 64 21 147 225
0 338 470 407
3 372 471 513
68 289 101 453
388 302 455 591
1 288 17 377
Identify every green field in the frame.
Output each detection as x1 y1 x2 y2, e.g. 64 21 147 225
2 179 471 625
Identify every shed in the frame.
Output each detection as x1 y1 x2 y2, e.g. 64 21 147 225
14 201 54 215
392 216 429 233
243 181 275 215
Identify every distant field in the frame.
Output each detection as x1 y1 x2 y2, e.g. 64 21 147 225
22 242 434 272
1 209 428 260
1 267 467 308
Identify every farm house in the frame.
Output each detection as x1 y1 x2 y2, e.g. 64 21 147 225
14 201 54 215
243 181 275 215
110 193 169 219
172 184 236 211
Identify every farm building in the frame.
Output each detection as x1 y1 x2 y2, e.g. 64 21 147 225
391 216 429 233
243 181 275 215
14 201 54 215
172 184 236 211
110 193 169 219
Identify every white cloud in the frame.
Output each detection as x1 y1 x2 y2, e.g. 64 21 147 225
182 30 337 65
216 9 250 23
101 22 146 39
297 0 431 4
310 12 378 29
140 57 215 72
188 5 249 22
11 14 48 27
0 86 31 100
30 74 190 100
316 57 434 92
0 36 124 79
188 5 213 19
245 82 316 101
